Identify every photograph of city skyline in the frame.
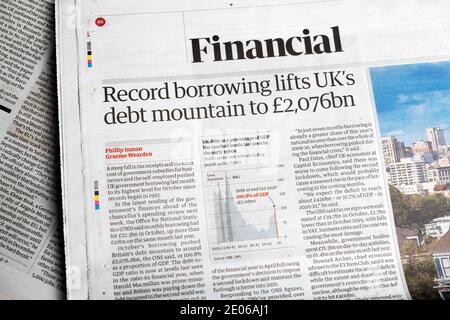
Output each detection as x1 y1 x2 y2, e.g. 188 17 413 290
371 61 450 300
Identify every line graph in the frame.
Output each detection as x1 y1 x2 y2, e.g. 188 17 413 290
202 168 294 261
199 131 296 261
212 175 280 243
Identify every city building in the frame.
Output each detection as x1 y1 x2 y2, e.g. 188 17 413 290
432 230 450 300
396 226 424 248
412 140 433 153
404 146 414 158
438 157 450 167
388 158 427 186
427 127 446 151
413 152 434 164
421 182 438 195
433 184 450 198
395 184 424 195
440 145 450 158
424 216 450 238
436 146 450 165
427 166 450 184
382 136 405 164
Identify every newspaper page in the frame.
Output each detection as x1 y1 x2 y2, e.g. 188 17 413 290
0 0 65 299
57 0 450 300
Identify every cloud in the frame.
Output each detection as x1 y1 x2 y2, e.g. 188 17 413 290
398 93 426 103
384 129 405 137
397 94 409 103
408 103 426 115
435 91 450 105
371 62 450 146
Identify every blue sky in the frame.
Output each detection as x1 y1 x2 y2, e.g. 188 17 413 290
370 61 450 146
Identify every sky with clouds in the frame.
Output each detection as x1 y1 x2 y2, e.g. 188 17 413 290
370 61 450 146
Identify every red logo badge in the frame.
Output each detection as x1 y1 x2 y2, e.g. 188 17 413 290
95 17 106 27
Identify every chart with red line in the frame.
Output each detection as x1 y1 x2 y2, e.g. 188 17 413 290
202 167 294 262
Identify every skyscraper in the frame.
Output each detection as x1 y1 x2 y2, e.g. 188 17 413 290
382 136 405 164
426 127 446 151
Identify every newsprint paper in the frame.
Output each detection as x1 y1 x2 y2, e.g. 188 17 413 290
0 0 65 299
57 0 450 300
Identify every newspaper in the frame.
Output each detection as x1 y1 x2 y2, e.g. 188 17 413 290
0 0 65 299
57 0 450 300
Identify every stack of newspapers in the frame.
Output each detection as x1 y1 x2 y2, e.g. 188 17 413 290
1 0 450 300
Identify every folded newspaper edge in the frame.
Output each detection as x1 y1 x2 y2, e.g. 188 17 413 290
0 0 65 299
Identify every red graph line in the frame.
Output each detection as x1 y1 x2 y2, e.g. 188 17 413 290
273 206 280 239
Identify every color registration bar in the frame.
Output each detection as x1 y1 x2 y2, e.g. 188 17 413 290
87 34 93 68
94 180 100 210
